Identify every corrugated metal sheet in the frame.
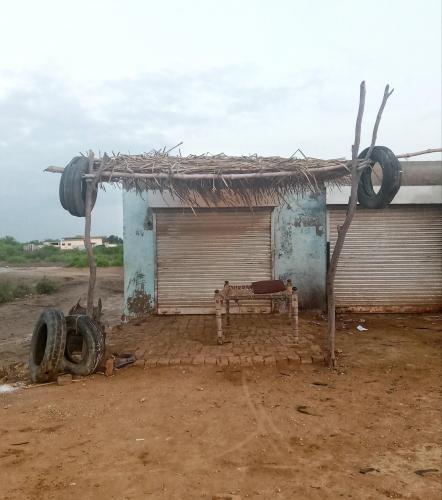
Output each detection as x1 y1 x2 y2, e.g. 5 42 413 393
329 205 442 312
155 209 272 314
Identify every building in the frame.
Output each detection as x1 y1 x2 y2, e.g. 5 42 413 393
327 160 442 312
122 159 441 316
43 237 103 250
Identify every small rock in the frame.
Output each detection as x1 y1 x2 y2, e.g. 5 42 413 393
105 358 114 377
134 359 146 369
57 374 72 386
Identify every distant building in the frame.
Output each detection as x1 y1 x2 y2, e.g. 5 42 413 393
23 243 42 252
43 237 103 250
59 237 103 250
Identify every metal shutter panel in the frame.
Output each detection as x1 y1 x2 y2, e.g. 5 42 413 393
156 208 272 314
328 205 442 312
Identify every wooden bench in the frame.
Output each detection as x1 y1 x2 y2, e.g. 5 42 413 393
214 279 299 345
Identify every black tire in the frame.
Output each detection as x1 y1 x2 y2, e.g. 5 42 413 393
59 157 97 217
28 309 67 383
61 315 105 376
357 146 402 208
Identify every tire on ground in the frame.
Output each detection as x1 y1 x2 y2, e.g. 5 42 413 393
357 146 402 209
61 315 105 376
28 308 67 383
59 156 97 217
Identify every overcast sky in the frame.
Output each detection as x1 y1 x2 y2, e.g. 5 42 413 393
0 0 440 241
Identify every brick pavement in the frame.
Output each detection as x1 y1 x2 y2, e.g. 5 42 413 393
107 313 325 368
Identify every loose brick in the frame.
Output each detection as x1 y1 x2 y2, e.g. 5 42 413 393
300 355 312 364
157 357 170 367
105 358 114 376
311 354 325 364
169 358 181 366
192 355 205 365
57 374 72 386
204 357 217 365
180 357 192 365
133 359 146 369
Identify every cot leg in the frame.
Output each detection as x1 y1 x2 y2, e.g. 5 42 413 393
215 290 223 344
226 299 230 327
292 287 299 343
286 279 293 320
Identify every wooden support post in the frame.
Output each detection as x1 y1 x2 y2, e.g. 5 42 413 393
85 151 96 318
292 286 299 343
214 289 223 345
224 281 230 327
286 279 293 320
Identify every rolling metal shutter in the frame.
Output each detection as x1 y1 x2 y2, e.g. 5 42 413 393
329 205 442 312
155 208 272 314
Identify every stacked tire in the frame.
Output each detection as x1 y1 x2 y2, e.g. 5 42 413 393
59 156 97 217
29 309 105 383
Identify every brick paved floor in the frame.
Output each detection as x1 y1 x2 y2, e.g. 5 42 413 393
107 313 325 368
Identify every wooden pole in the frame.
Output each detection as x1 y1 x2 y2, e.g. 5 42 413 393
325 83 394 368
85 150 97 317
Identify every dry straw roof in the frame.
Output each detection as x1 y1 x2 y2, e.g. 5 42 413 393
83 150 351 205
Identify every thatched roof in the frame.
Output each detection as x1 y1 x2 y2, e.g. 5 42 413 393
48 151 352 206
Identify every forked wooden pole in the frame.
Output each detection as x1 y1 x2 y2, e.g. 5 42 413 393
325 82 394 368
85 150 97 317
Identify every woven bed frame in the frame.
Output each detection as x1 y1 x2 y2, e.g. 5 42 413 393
214 280 299 345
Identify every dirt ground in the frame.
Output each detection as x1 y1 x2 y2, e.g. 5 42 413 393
0 273 441 500
0 266 123 378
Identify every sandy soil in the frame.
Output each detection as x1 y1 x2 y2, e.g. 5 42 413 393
0 266 123 378
0 310 441 499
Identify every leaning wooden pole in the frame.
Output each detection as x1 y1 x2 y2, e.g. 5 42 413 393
85 150 97 317
325 82 394 368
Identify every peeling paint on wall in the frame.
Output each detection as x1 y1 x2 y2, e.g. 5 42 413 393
273 190 327 309
123 189 156 317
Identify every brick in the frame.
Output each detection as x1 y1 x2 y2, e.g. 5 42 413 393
311 355 325 364
252 355 264 365
145 358 158 368
300 355 312 364
287 353 301 364
217 357 229 367
204 357 217 365
264 355 276 365
180 357 192 365
133 359 146 369
157 357 170 367
57 374 72 386
192 355 205 365
169 358 181 366
240 355 253 366
228 356 241 366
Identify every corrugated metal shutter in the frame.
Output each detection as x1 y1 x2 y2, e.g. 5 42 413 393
156 208 272 314
328 205 442 312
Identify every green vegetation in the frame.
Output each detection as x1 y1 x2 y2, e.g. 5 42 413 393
0 276 58 304
35 276 58 294
0 281 32 303
0 236 123 268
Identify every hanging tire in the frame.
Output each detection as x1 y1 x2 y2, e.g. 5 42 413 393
357 146 402 208
28 309 67 383
59 156 97 217
61 315 105 376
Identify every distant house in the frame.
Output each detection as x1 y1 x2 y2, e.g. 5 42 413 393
43 237 103 250
59 237 103 250
23 243 42 252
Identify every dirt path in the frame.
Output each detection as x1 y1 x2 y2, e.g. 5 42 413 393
0 267 123 378
0 314 441 499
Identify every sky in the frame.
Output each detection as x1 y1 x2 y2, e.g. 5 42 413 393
0 0 440 241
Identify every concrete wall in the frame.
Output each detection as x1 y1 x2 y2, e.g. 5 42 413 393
122 189 155 317
273 190 327 309
123 188 327 314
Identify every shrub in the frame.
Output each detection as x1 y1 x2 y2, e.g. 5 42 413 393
0 280 32 303
35 276 58 295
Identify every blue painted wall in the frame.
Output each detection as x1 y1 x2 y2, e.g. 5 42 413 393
123 188 327 314
122 189 155 317
273 190 327 309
